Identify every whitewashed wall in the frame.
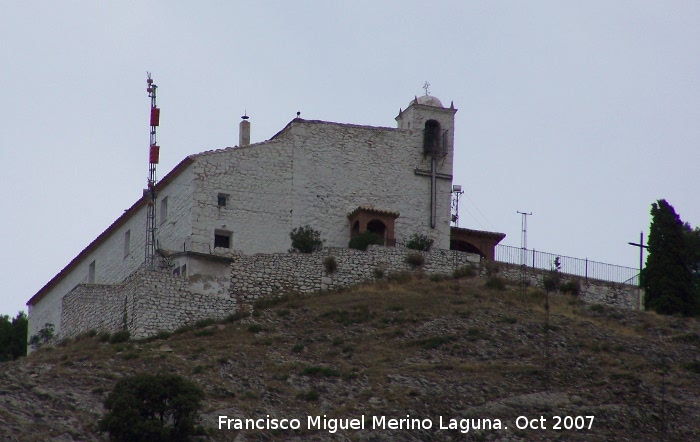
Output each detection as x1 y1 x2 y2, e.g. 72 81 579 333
30 98 459 339
28 166 195 339
188 139 294 255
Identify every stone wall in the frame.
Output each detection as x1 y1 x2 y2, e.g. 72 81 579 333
57 247 641 342
60 284 127 339
490 261 642 310
29 167 195 340
59 266 237 340
128 270 237 338
231 246 481 302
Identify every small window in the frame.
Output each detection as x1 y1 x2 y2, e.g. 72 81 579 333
214 230 232 249
172 264 187 278
160 197 168 224
88 260 96 283
217 193 229 208
123 230 131 258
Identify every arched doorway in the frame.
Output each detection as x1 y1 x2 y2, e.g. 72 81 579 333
347 206 399 247
367 219 387 245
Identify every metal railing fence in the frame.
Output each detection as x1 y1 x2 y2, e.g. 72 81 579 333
495 244 639 285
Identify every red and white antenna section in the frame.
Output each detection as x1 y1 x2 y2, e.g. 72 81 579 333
145 73 160 270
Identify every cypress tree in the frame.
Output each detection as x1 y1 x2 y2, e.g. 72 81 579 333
643 199 694 315
683 225 700 315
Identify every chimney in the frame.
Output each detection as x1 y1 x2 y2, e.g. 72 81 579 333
239 114 250 147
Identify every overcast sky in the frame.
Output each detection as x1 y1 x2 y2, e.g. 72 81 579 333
1 1 698 317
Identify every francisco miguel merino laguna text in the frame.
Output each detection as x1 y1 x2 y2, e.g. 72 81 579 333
218 415 505 434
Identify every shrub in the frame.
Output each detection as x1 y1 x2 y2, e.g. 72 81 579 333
429 274 446 282
483 261 500 276
542 276 557 292
289 225 323 253
248 324 263 333
77 329 98 340
193 329 215 337
224 310 249 322
320 306 374 326
543 257 562 292
348 231 383 251
300 366 340 377
174 325 194 335
98 373 204 441
323 256 338 274
109 330 130 344
153 330 172 341
413 335 457 350
683 361 700 374
298 390 319 401
589 304 605 313
194 318 216 329
29 323 55 350
372 268 385 279
405 252 425 268
485 276 506 291
560 280 581 296
453 265 476 279
386 271 412 283
406 233 434 251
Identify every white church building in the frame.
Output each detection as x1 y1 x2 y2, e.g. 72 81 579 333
27 93 505 340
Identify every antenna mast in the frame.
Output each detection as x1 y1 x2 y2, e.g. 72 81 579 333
145 73 160 270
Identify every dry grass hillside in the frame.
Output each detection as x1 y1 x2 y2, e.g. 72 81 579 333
1 272 699 441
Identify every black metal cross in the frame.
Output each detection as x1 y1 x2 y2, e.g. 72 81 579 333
414 166 452 229
628 231 648 284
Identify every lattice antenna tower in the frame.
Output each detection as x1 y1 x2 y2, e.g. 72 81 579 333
145 73 161 270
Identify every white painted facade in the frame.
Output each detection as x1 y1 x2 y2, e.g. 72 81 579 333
28 95 458 339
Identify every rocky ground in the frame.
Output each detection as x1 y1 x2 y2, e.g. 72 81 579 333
1 274 698 441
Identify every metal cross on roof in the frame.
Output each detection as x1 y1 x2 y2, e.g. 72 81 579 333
423 81 430 95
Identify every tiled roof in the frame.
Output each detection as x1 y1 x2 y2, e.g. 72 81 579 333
348 205 400 219
450 226 506 241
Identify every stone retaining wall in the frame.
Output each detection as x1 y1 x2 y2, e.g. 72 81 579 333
129 270 237 338
60 284 127 339
491 261 642 310
58 247 641 341
231 246 481 301
59 266 237 340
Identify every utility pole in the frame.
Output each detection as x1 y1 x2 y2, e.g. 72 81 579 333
517 211 532 301
451 185 464 227
517 211 532 264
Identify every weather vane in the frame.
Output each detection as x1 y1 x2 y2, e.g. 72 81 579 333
423 81 431 95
